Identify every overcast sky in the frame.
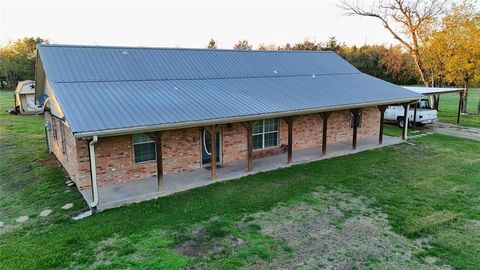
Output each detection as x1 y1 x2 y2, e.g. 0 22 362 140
0 0 399 48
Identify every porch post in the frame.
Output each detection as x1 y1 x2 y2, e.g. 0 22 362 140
351 109 359 150
148 132 164 191
206 125 221 181
457 92 462 124
282 116 294 164
319 112 331 156
402 103 409 140
377 105 387 144
412 103 417 131
241 121 256 172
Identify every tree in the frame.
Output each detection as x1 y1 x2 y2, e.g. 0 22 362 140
0 37 48 88
233 39 252 50
426 3 480 113
323 36 344 54
339 0 446 88
207 38 217 49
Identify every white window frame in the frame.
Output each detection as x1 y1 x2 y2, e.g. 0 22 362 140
252 118 279 150
132 134 157 164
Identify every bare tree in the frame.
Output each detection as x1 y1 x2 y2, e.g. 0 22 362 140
339 0 446 87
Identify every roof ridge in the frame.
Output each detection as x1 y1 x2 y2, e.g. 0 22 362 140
38 44 336 54
51 72 362 84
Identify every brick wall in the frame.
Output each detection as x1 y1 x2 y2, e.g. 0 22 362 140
48 107 380 187
45 112 80 183
74 127 201 188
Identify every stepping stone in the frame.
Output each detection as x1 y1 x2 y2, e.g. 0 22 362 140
39 209 52 217
0 221 4 227
16 216 29 223
61 203 73 210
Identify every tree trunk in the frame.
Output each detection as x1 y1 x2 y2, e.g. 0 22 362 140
461 82 468 114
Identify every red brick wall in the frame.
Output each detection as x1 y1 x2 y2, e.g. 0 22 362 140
49 107 380 187
46 112 80 183
74 128 201 188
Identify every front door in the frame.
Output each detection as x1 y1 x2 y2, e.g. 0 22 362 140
201 128 221 165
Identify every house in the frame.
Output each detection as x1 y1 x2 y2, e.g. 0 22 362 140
13 80 43 114
35 44 422 210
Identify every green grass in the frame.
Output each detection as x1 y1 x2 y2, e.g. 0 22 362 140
437 88 480 127
1 90 480 269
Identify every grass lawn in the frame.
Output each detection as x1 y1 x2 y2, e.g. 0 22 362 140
1 89 480 269
437 87 479 127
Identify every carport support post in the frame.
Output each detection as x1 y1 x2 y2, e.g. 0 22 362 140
377 105 387 144
148 132 164 191
319 112 331 155
283 116 294 164
457 92 463 124
402 103 410 140
241 121 256 172
351 109 359 150
412 103 417 131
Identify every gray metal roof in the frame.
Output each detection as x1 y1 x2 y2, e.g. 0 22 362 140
403 86 463 95
38 44 423 137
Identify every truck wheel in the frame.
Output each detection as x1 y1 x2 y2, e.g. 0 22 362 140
397 118 405 128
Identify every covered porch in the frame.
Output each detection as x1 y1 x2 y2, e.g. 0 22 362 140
81 135 401 211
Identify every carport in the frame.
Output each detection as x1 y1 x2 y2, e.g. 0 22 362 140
402 86 464 129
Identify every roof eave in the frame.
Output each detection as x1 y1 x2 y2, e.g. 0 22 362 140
74 96 423 138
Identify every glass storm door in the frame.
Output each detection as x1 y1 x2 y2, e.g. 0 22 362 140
201 129 220 165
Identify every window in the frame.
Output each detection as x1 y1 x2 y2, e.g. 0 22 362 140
350 110 362 128
60 121 67 155
252 118 279 150
133 133 156 163
52 117 57 141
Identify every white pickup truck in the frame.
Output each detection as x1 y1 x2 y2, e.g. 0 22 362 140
384 98 438 128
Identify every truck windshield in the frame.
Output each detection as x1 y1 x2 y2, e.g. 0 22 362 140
418 99 431 109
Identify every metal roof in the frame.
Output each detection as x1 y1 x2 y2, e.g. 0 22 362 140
403 86 464 95
38 44 423 137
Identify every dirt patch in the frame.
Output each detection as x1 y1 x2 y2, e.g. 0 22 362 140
39 154 62 168
174 218 245 258
244 189 451 269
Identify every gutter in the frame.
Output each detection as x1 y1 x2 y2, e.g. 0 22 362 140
88 136 99 210
74 96 423 138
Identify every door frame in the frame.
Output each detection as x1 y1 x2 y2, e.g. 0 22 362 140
200 128 222 167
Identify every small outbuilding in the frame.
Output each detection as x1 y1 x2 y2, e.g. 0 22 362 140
13 80 43 114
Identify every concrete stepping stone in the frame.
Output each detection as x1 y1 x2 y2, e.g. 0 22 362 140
16 216 29 223
39 209 52 217
61 203 73 210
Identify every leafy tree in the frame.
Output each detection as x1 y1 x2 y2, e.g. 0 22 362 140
339 0 446 88
0 37 48 88
426 3 480 113
207 38 217 49
233 39 252 50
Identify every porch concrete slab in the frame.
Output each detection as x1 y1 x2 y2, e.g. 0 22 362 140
80 136 402 211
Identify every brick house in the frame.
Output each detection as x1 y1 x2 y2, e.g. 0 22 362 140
35 45 421 209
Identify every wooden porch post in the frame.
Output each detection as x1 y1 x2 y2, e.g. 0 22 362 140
402 103 409 140
351 109 359 150
282 117 294 164
205 125 221 180
148 132 164 191
377 106 387 144
319 112 331 156
241 121 256 172
457 92 463 124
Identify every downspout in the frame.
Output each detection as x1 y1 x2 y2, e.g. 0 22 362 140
88 136 99 210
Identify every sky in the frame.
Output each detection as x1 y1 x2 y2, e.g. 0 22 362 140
0 0 399 49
